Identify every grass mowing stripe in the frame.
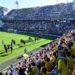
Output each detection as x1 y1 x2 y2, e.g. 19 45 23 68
0 32 52 64
0 39 51 63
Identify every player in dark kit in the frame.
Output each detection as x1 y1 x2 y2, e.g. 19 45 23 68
10 43 13 53
4 44 7 53
24 48 27 53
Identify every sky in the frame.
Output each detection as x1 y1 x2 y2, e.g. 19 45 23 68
0 0 73 11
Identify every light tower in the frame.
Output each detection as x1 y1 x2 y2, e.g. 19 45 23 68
15 0 19 17
15 0 19 33
15 0 19 10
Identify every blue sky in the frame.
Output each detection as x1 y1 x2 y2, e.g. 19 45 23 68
0 0 73 11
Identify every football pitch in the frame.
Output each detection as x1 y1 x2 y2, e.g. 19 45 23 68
0 32 52 64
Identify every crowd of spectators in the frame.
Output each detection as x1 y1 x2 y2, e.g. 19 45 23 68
0 2 75 75
0 29 75 75
3 20 75 35
57 29 75 75
1 40 57 75
2 2 75 35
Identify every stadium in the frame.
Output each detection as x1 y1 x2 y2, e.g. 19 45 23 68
0 0 75 75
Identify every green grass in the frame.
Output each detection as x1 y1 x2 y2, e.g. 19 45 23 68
0 32 52 63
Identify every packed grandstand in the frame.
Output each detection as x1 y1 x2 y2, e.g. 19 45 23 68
1 2 75 36
0 1 75 75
